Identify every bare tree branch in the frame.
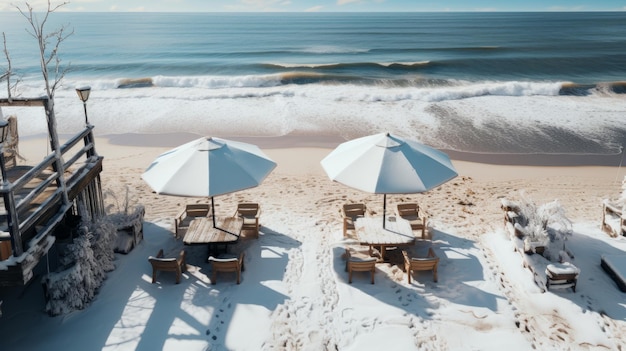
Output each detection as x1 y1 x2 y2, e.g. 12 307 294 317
2 32 18 101
16 0 72 100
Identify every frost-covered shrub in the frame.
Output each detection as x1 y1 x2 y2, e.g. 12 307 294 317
513 193 573 261
43 218 117 316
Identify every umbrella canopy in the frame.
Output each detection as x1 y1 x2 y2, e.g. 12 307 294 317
142 137 277 228
321 132 458 226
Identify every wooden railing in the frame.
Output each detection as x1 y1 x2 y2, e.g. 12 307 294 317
0 124 100 257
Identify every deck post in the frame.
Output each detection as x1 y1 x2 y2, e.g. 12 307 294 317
0 151 22 257
43 99 70 208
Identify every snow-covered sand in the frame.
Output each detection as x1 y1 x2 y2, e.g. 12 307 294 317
0 134 625 350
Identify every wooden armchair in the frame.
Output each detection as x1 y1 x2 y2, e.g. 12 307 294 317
345 248 376 284
342 203 367 238
174 203 211 238
148 249 186 284
234 203 260 238
402 248 439 283
209 252 245 284
395 203 428 239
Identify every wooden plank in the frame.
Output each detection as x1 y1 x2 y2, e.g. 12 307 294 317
355 216 415 262
355 216 414 246
183 217 241 245
0 98 46 107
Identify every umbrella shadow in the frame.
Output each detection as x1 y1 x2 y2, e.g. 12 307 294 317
425 229 505 311
181 225 301 348
332 227 506 319
331 243 442 321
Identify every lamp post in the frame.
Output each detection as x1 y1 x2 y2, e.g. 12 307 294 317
76 86 91 125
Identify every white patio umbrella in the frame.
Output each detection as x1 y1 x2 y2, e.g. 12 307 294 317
141 136 277 230
321 132 458 227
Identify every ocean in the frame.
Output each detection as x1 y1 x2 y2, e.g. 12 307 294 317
0 12 625 159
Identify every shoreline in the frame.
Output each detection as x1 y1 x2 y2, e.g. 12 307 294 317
17 133 626 183
99 132 626 167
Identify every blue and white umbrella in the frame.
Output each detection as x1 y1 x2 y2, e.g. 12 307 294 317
321 132 458 226
142 137 276 227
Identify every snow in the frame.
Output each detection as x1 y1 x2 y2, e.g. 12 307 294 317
0 216 624 350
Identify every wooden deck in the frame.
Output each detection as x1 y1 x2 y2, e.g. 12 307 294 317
355 216 415 262
0 98 105 287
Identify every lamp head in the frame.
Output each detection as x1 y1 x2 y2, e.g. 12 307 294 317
76 86 91 103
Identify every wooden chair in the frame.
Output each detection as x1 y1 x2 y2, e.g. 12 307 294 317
234 203 260 238
174 204 211 238
209 252 245 284
148 249 186 284
342 203 367 238
395 203 428 239
402 248 439 283
345 248 376 284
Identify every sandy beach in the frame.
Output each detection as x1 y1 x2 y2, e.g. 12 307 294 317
1 7 626 350
2 133 625 350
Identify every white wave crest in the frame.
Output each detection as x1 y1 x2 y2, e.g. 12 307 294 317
294 46 369 54
360 81 563 103
152 74 283 89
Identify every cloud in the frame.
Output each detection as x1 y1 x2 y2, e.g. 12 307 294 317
306 6 324 12
337 0 361 5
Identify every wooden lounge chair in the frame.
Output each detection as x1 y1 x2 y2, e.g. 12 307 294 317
209 252 245 284
342 203 367 238
395 203 428 239
174 203 211 238
402 248 439 283
345 248 376 284
148 249 186 284
234 203 260 238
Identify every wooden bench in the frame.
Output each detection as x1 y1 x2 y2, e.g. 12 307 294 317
403 248 439 283
209 252 245 284
148 249 186 284
545 262 579 292
601 255 626 292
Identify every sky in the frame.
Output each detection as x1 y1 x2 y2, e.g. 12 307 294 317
0 0 625 12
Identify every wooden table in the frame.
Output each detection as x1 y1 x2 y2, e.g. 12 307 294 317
355 216 415 262
183 217 243 255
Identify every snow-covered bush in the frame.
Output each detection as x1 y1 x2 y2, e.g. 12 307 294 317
43 185 145 316
43 219 117 316
512 193 573 261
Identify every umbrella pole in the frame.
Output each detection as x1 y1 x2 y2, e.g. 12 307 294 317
211 197 216 228
383 193 387 228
